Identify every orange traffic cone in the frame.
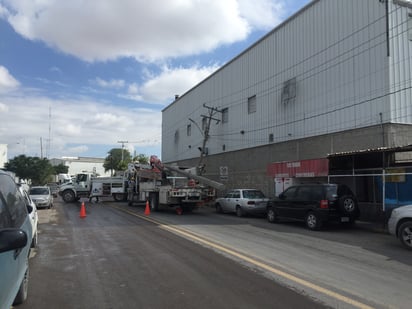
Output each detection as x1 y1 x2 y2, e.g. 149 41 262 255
80 202 87 218
144 200 150 216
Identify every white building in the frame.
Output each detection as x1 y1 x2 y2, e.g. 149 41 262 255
50 157 111 177
162 0 412 200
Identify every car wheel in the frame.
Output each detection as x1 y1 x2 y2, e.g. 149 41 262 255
215 203 223 213
305 211 322 230
13 267 29 305
339 195 357 215
267 207 278 223
398 221 412 250
31 232 38 248
236 206 244 217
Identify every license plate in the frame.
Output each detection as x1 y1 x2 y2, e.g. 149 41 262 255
341 217 350 222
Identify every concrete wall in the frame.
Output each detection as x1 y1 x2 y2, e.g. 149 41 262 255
172 124 412 198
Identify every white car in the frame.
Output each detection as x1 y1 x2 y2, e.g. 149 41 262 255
215 189 269 217
19 187 38 248
388 205 412 250
29 186 53 209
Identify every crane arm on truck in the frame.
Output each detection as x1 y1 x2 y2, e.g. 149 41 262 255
149 155 225 190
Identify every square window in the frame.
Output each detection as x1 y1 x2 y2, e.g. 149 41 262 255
248 95 256 114
222 108 228 123
202 117 207 131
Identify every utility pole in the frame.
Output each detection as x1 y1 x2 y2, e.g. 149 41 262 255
117 140 128 161
189 103 222 175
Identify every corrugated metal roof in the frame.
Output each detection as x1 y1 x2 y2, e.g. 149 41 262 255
328 144 412 157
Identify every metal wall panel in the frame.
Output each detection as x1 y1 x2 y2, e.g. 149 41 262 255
389 1 412 129
162 0 410 162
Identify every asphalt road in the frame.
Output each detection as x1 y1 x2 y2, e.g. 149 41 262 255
127 203 412 309
20 200 328 309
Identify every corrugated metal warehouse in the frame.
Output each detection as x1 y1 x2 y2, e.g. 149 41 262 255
162 0 412 216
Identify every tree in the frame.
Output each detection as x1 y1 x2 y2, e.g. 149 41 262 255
53 163 69 174
5 155 54 185
104 148 132 174
133 153 149 164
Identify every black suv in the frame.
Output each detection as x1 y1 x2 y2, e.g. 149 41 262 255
267 183 359 230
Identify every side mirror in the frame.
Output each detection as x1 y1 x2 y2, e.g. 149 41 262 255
278 193 285 199
27 205 33 213
0 229 28 253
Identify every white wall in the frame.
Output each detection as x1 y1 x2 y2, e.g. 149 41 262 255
162 0 410 163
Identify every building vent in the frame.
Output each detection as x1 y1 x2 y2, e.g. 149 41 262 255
269 133 274 142
281 77 297 104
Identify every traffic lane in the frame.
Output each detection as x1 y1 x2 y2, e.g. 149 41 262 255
119 203 412 309
21 201 327 309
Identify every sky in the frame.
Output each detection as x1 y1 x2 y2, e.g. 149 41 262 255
0 0 311 161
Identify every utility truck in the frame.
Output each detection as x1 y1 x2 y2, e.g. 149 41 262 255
126 155 225 214
59 172 127 203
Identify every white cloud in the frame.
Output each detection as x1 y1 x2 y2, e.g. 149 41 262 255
238 0 285 30
0 0 285 62
0 94 162 158
0 102 9 112
0 66 20 93
92 78 126 89
122 64 219 104
66 145 89 155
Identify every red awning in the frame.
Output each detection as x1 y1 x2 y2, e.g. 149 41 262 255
267 158 329 178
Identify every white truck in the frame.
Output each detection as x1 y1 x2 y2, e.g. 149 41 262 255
59 172 127 203
55 173 72 184
126 156 225 214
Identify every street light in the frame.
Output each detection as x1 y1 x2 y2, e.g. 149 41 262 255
117 140 128 161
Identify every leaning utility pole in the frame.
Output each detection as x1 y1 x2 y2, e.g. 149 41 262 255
190 103 222 175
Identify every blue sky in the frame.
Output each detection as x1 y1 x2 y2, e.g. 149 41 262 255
0 0 311 160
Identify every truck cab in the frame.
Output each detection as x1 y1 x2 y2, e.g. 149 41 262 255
59 173 93 202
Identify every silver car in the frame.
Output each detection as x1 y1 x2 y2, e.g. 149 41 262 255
215 189 269 217
29 186 53 209
388 205 412 250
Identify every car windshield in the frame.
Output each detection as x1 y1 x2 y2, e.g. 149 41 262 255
243 190 265 199
30 188 50 195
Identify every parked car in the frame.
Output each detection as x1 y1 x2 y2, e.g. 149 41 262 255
46 182 59 198
215 189 269 217
0 170 32 307
19 187 38 248
267 183 360 230
29 186 53 209
388 205 412 250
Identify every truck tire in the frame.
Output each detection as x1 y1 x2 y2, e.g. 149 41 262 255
62 190 76 203
149 193 159 211
113 193 127 202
